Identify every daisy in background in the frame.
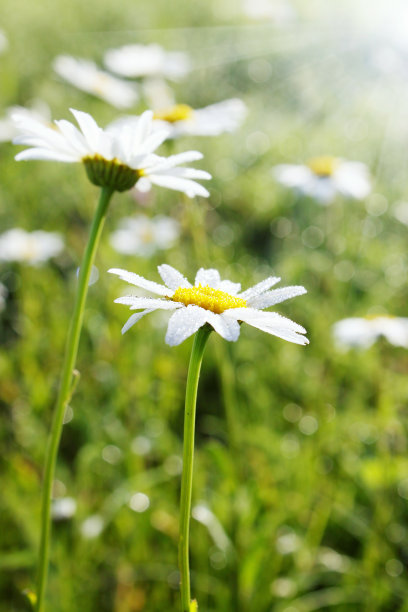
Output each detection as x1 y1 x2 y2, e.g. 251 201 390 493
53 55 139 109
0 29 8 54
0 228 64 266
273 156 371 204
109 98 247 140
332 315 408 349
109 264 308 346
13 108 210 197
110 214 180 257
0 101 51 143
104 43 191 81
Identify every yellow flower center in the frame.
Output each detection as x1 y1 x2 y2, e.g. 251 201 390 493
365 314 395 321
307 156 339 177
172 284 246 314
153 104 194 123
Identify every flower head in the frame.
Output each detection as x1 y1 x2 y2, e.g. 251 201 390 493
53 55 139 109
109 265 308 346
110 214 180 257
0 228 64 265
152 99 247 138
273 156 371 204
13 109 210 195
104 44 191 81
333 315 408 349
0 101 51 143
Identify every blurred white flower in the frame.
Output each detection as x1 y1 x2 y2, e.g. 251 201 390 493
242 0 295 23
80 514 104 539
0 29 8 54
110 99 246 139
273 156 371 204
110 214 180 257
13 108 210 196
104 44 190 81
51 497 77 520
0 228 64 265
0 282 8 312
53 55 139 109
109 264 308 346
152 99 247 138
0 101 51 143
333 316 408 349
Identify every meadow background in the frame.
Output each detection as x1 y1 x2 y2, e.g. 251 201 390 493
1 0 408 610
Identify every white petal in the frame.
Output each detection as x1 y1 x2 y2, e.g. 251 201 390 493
239 277 281 300
225 308 307 334
165 305 208 346
205 311 240 341
70 109 105 154
108 267 170 296
114 296 179 310
194 268 221 287
158 264 191 290
216 280 241 294
147 174 210 198
15 148 78 162
121 309 154 333
248 286 307 309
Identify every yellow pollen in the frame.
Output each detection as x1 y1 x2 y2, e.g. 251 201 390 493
307 156 339 177
153 104 194 123
172 284 246 314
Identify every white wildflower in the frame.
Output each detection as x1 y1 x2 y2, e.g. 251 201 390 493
110 214 180 257
333 316 408 349
0 228 64 265
104 44 190 81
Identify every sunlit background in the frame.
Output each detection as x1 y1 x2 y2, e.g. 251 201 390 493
2 0 408 610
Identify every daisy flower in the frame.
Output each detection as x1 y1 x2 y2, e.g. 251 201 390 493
273 156 371 204
104 44 190 81
333 315 408 349
110 99 247 140
0 228 64 265
110 214 180 257
13 108 210 195
53 55 139 109
109 264 308 346
0 101 51 143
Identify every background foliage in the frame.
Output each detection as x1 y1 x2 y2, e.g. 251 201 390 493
1 0 408 610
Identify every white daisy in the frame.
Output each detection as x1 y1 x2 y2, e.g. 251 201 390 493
0 101 51 143
109 265 308 347
0 29 8 54
110 214 180 257
110 99 247 140
53 55 139 109
332 316 408 349
104 44 190 81
0 228 64 265
273 156 371 204
13 108 211 196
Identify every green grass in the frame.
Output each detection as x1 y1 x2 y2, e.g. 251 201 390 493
1 1 408 610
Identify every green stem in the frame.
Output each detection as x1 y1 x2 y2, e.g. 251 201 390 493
179 326 211 612
35 187 114 612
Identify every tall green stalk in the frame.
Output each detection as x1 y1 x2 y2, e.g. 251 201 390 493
35 187 114 612
179 326 212 612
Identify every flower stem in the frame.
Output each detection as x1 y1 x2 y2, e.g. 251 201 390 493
179 326 211 612
35 187 114 612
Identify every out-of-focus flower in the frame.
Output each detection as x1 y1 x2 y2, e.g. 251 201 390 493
152 99 247 138
110 214 180 257
109 264 308 346
110 99 246 139
0 228 64 265
104 44 190 81
273 156 371 204
0 29 8 54
53 55 139 109
242 0 295 23
0 282 8 312
13 109 210 196
51 497 77 520
80 515 104 539
0 101 51 143
332 315 408 349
